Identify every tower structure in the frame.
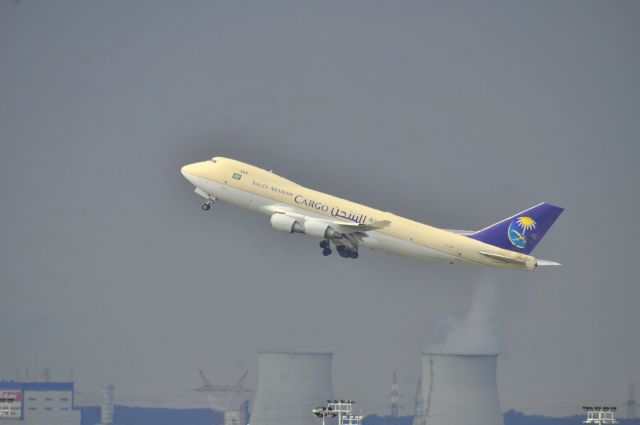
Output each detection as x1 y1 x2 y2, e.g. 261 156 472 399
250 351 334 425
192 370 252 425
390 371 400 418
412 377 424 425
420 353 503 425
100 384 114 425
627 382 637 419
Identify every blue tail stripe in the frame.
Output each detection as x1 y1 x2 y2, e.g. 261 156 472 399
467 203 563 255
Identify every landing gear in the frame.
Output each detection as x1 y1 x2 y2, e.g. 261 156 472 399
320 240 332 256
320 240 358 259
201 198 215 211
336 245 359 259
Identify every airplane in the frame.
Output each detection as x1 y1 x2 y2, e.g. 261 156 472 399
181 157 563 270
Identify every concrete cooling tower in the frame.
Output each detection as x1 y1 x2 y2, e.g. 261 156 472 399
418 353 503 425
250 352 334 425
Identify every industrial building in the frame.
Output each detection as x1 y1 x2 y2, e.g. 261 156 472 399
250 351 334 425
416 353 503 425
0 382 80 425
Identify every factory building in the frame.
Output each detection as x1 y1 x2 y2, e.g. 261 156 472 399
418 354 503 425
250 352 334 425
0 382 80 425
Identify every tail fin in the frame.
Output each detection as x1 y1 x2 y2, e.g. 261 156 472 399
468 203 563 255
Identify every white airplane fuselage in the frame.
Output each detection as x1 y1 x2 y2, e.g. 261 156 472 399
181 157 561 270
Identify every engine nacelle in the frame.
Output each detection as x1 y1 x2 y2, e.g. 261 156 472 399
270 214 304 234
304 219 342 239
304 219 331 238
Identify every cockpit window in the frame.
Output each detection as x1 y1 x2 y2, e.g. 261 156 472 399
210 158 217 164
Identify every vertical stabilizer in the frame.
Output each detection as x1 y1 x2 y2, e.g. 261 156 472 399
468 203 563 255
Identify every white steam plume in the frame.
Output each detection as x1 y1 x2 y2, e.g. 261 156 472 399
426 279 500 354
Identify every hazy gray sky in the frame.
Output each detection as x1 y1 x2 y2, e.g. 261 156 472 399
1 0 639 417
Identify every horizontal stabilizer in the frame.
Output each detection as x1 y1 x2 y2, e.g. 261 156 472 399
536 259 562 266
479 251 528 266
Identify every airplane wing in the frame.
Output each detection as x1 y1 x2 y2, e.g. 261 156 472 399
263 205 390 234
332 220 391 232
264 205 390 259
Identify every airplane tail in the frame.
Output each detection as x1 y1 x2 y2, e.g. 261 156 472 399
467 202 563 255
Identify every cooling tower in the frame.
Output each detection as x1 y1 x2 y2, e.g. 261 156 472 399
419 354 503 425
250 352 334 425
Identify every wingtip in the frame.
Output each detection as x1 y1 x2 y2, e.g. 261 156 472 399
372 220 391 229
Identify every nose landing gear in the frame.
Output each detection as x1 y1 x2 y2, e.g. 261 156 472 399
201 198 216 211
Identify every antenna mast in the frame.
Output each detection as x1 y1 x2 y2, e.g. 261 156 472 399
390 371 400 418
627 382 637 419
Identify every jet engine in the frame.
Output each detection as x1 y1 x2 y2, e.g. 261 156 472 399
270 214 354 258
270 214 304 233
303 219 342 239
270 215 343 239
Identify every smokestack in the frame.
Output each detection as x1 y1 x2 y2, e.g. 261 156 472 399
250 352 334 425
100 384 114 425
420 353 503 425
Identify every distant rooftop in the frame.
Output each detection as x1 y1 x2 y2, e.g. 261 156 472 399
0 381 74 391
422 352 499 357
258 351 333 355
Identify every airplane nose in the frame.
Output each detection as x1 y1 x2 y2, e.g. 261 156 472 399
181 163 197 177
181 162 209 185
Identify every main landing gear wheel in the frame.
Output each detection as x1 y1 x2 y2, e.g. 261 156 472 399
323 241 358 259
320 240 332 256
336 245 359 259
